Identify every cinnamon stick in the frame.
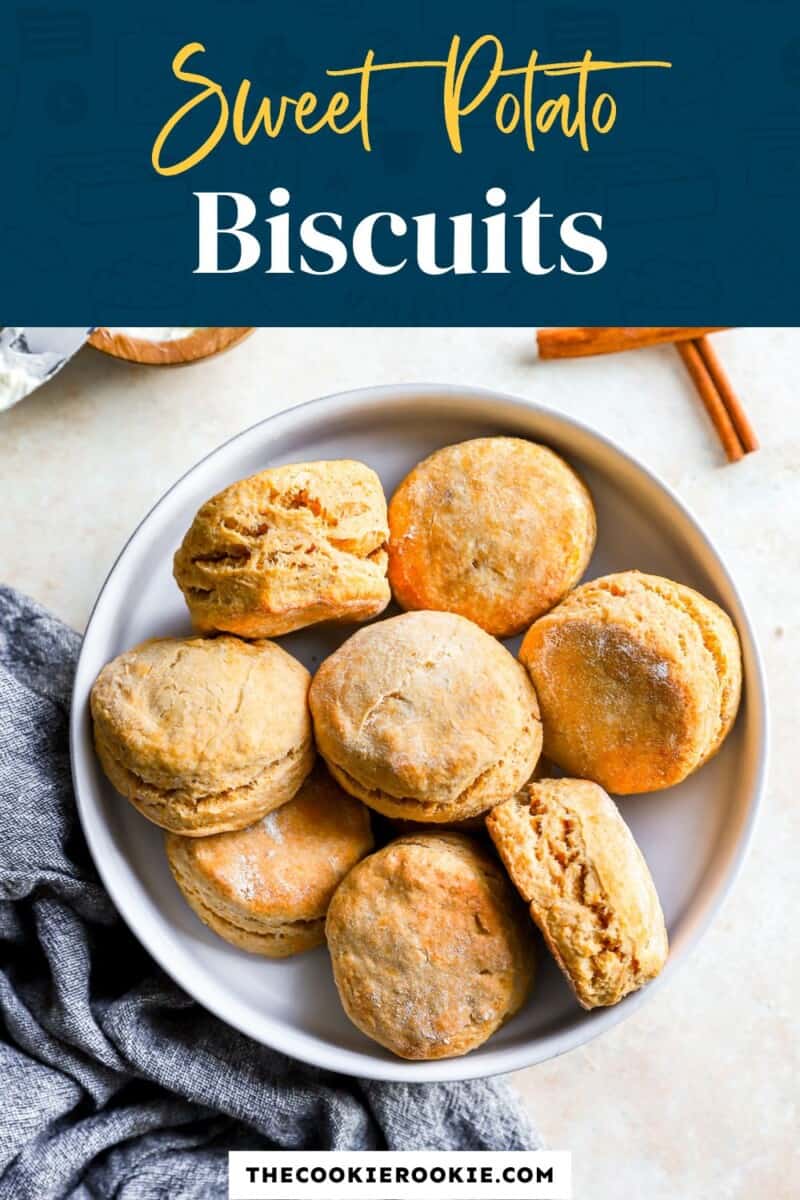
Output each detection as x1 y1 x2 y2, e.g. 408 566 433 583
537 327 727 360
694 336 758 454
676 341 744 463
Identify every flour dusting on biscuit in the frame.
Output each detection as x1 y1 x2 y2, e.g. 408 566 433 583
166 765 373 956
519 570 742 793
309 610 542 823
326 832 536 1058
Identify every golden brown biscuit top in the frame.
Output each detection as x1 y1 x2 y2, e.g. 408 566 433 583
90 636 311 794
166 767 373 922
309 611 541 806
519 571 742 792
388 437 596 635
325 832 535 1058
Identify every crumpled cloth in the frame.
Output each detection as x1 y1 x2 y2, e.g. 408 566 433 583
0 586 540 1199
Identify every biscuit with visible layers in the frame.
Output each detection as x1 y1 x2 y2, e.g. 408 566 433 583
487 779 668 1008
166 766 373 956
388 437 596 637
91 636 314 835
326 832 536 1059
173 460 390 638
519 571 742 793
309 610 543 823
386 757 554 838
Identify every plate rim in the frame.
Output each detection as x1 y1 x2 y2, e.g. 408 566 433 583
69 383 769 1082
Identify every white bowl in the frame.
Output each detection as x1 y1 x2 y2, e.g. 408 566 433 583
70 385 767 1082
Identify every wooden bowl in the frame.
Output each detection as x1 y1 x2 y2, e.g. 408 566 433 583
88 327 253 365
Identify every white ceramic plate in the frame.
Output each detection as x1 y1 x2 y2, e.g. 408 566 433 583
70 385 767 1082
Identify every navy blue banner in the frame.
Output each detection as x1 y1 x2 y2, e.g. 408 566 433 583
2 1 799 324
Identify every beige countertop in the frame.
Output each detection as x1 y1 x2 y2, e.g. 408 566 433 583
1 328 796 1198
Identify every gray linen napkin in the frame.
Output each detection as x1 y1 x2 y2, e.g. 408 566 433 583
0 586 540 1199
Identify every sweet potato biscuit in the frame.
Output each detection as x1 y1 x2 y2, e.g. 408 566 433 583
326 832 536 1059
309 611 543 823
519 571 742 793
166 766 373 956
174 460 391 638
91 636 314 835
487 779 668 1008
388 437 596 637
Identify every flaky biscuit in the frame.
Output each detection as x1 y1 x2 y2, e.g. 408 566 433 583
166 766 373 956
388 437 596 637
326 832 536 1059
519 571 742 793
309 611 543 823
173 460 390 638
487 779 668 1008
91 636 314 835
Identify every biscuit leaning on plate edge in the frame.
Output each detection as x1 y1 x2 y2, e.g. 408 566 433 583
90 636 314 835
487 779 668 1009
519 570 742 793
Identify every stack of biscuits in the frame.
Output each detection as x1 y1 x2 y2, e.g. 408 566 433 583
91 438 742 1061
